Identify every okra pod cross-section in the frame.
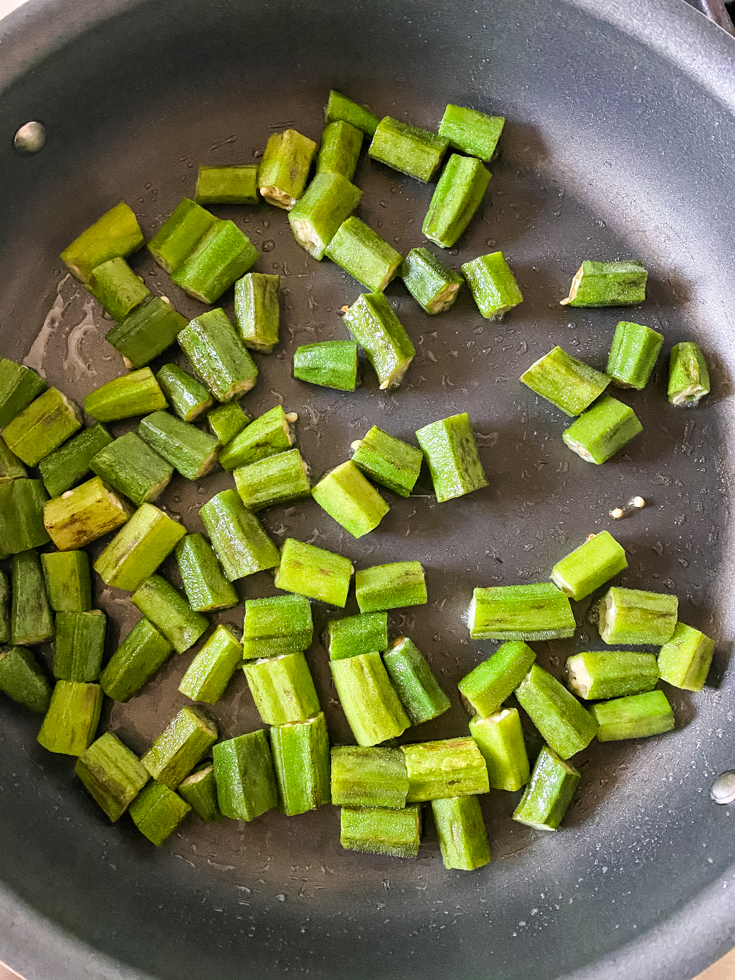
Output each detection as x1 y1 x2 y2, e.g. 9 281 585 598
550 530 628 601
561 260 648 307
458 640 536 717
271 713 331 816
93 503 186 592
400 248 463 315
330 651 410 746
312 460 389 539
369 116 448 182
422 153 491 249
178 308 258 403
658 622 715 692
325 217 403 292
199 489 280 582
403 738 489 803
355 561 427 613
178 625 243 704
342 292 415 390
244 651 321 726
131 574 208 655
275 538 353 607
330 745 409 809
520 346 610 417
515 664 598 760
668 342 710 406
340 805 422 859
289 172 362 260
141 705 218 790
207 401 249 447
212 730 278 821
598 586 678 646
11 550 54 646
171 220 258 305
258 129 318 210
512 746 580 831
432 796 491 871
468 583 575 642
416 412 488 502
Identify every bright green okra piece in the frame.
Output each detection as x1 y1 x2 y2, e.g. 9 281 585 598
99 618 174 702
316 120 363 181
416 412 488 502
172 220 259 304
0 646 52 714
458 640 536 717
0 478 50 554
592 689 675 741
422 154 491 249
462 251 523 319
563 395 643 464
207 401 249 446
561 260 648 307
326 611 388 661
312 460 389 538
90 431 174 506
218 405 294 471
75 732 149 822
41 551 92 612
271 712 331 816
37 681 103 756
258 129 318 210
178 625 243 703
403 737 489 802
469 583 575 642
658 622 715 692
566 651 659 700
520 346 610 417
244 651 320 725
175 534 238 612
138 410 220 480
369 116 448 182
330 745 409 809
212 729 278 821
289 172 363 260
275 538 353 607
668 342 710 406
242 594 313 659
340 805 421 859
39 423 113 498
470 708 530 792
43 477 133 551
84 368 167 423
0 357 47 428
178 764 222 823
606 321 664 390
129 781 191 845
11 550 54 645
87 256 151 321
147 198 217 275
93 503 186 592
60 202 144 283
0 572 8 643
383 637 450 725
401 247 463 315
438 105 505 162
598 586 678 646
432 796 491 871
53 610 107 682
131 574 208 654
325 217 403 292
355 561 427 613
293 341 358 392
331 651 410 746
325 90 380 137
106 296 188 370
351 426 423 498
156 364 213 421
233 448 311 511
199 489 280 582
550 530 628 601
178 308 258 402
195 165 259 205
0 437 27 482
141 705 218 789
515 664 598 760
3 388 82 467
512 746 580 831
234 273 280 353
343 292 415 389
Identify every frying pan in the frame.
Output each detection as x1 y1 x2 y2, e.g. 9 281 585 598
2 0 735 978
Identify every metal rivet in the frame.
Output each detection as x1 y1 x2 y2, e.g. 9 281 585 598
711 771 735 804
13 121 47 156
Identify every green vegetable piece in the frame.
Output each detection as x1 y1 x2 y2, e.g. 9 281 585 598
39 423 113 498
293 341 358 391
234 273 280 353
87 257 151 321
658 622 715 692
606 320 664 390
0 572 8 643
207 401 250 446
178 307 258 402
351 426 422 498
592 689 675 741
469 583 575 642
93 502 186 592
383 637 450 725
312 460 389 538
422 153 491 249
598 586 678 646
355 561 427 613
218 405 294 471
458 640 536 717
400 247 463 315
233 447 311 511
470 708 530 792
90 431 174 506
325 217 403 292
0 358 47 428
289 171 363 260
0 646 52 714
561 260 648 307
325 90 380 137
129 781 191 845
155 364 213 421
520 346 610 417
566 651 659 701
550 530 628 601
0 478 50 554
43 476 133 551
84 368 167 423
271 713 331 816
244 651 320 725
138 410 219 481
369 116 448 182
275 538 353 607
37 681 103 756
0 437 27 482
131 574 208 654
562 395 643 464
326 611 388 661
147 198 217 275
438 105 505 162
340 805 421 858
212 729 278 821
175 534 238 612
100 618 174 702
342 292 415 389
258 129 318 210
11 550 54 645
3 387 82 467
668 341 710 406
60 202 144 283
432 796 491 871
141 705 218 789
75 732 149 822
330 651 410 746
515 664 598 760
316 120 363 181
178 764 222 823
330 745 408 809
242 594 313 660
53 610 107 681
178 625 243 704
199 489 280 582
461 251 523 319
195 165 259 205
403 737 489 802
513 746 580 831
416 412 488 502
172 220 258 304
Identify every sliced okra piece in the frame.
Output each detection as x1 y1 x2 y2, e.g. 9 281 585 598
53 609 107 682
172 220 258 304
330 745 408 809
369 116 448 182
562 395 643 464
592 689 675 741
289 172 362 260
331 651 409 746
438 105 505 162
61 201 144 282
520 346 610 417
326 611 388 661
422 153 491 249
178 625 242 704
325 90 380 137
383 636 451 725
141 705 218 789
212 729 278 821
178 764 222 823
550 530 628 601
244 651 320 725
512 746 580 831
218 405 294 471
0 357 47 428
658 622 715 692
0 437 27 482
0 478 50 554
325 217 403 292
316 120 363 181
87 256 151 321
275 538 353 607
400 247 463 315
178 308 258 402
351 426 423 498
0 572 8 644
138 410 219 481
199 489 280 582
233 447 311 511
561 260 648 307
461 251 523 319
432 796 491 871
470 708 530 792
234 272 280 352
258 129 318 210
155 364 213 421
39 423 113 498
3 388 82 467
207 401 249 446
175 533 238 612
598 586 678 646
242 594 313 659
147 198 217 275
416 412 488 502
293 341 358 391
340 805 421 859
668 342 710 406
93 503 186 592
312 460 389 538
11 550 54 645
100 618 174 702
606 321 664 390
195 165 259 205
37 681 103 756
84 368 167 423
403 737 489 802
75 732 149 822
271 713 331 816
342 292 415 389
355 561 427 613
90 431 174 506
458 640 536 716
0 646 52 714
515 664 598 760
44 476 133 551
131 574 208 654
566 651 659 701
129 782 191 845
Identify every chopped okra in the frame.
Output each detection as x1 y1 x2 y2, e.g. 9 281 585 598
218 405 294 472
75 732 149 822
422 153 491 249
43 476 133 551
351 425 423 498
325 611 389 661
155 364 213 422
461 251 523 319
147 198 217 275
468 583 575 642
312 460 389 538
403 737 489 802
195 165 259 205
93 503 186 592
415 412 488 502
129 782 191 845
668 341 710 406
84 368 167 423
515 665 598 760
39 423 113 499
37 680 103 756
178 765 222 823
199 489 280 582
512 746 580 831
0 357 47 428
61 202 144 283
271 713 331 816
438 105 505 162
566 651 659 701
316 120 363 181
293 341 358 392
3 387 82 467
369 116 448 182
106 295 187 369
275 538 353 607
90 431 174 506
560 260 648 307
178 308 258 402
657 622 715 692
520 346 610 417
234 273 281 353
87 256 151 321
233 447 311 511
100 618 174 703
171 220 259 304
138 410 220 481
141 705 218 789
340 805 422 859
178 625 243 704
175 533 238 612
606 321 664 390
258 129 318 210
288 171 362 260
458 640 536 717
598 586 678 646
53 609 107 682
383 636 451 725
130 574 208 654
11 550 54 646
325 90 380 137
592 690 675 741
325 217 403 292
212 730 278 821
342 292 415 389
562 395 642 464
0 646 52 714
400 247 463 315
41 551 92 613
331 651 410 746
470 708 530 793
432 796 491 871
242 594 313 660
330 745 409 809
244 651 321 726
0 478 50 554
550 530 628 601
355 561 427 613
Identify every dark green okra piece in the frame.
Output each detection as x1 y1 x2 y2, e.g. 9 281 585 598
355 561 427 613
550 530 628 601
172 220 259 304
0 572 8 643
461 251 523 319
592 689 675 741
340 805 422 858
207 401 249 446
234 273 280 353
289 172 363 260
562 395 643 464
131 574 208 654
39 423 113 498
400 248 463 315
331 651 410 746
422 153 491 249
658 622 715 692
0 437 27 483
178 308 258 402
233 448 311 511
244 651 321 726
84 368 167 423
383 637 450 725
316 120 363 181
325 217 403 292
3 388 82 467
668 342 710 406
458 640 536 717
515 664 598 760
258 129 318 210
61 202 144 283
312 460 389 538
403 737 489 802
274 538 353 607
138 410 219 481
141 705 218 789
176 534 238 612
242 594 313 659
75 732 149 822
343 292 415 389
468 584 576 641
199 489 280 582
566 651 659 701
195 165 259 205
330 745 409 809
470 708 530 792
293 341 358 391
606 321 664 390
0 646 52 714
512 746 580 831
598 586 678 646
416 412 488 502
93 503 186 592
147 198 217 275
218 405 295 471
0 357 47 428
0 478 50 554
561 260 648 307
350 426 423 498
326 611 388 660
100 618 174 702
178 625 243 704
87 256 151 321
369 116 448 182
37 681 103 756
520 346 610 417
438 105 505 162
325 90 380 137
212 729 278 821
156 364 213 421
106 296 187 370
178 764 222 823
271 712 331 816
11 550 54 645
432 796 491 871
53 610 107 682
90 431 174 506
129 781 191 845
43 477 133 551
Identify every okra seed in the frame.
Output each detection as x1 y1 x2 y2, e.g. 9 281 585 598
711 771 735 805
14 121 46 155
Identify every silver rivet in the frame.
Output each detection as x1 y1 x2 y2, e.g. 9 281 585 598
711 771 735 804
13 121 46 156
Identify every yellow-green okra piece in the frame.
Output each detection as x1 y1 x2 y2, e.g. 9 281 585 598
39 424 113 499
177 308 258 402
212 729 278 821
3 388 82 467
106 296 188 370
383 636 451 725
400 247 463 315
403 737 489 802
657 622 715 692
416 412 488 502
438 105 505 161
312 460 389 538
458 640 536 716
0 437 27 483
0 357 47 428
195 165 259 205
11 550 54 646
469 583 575 642
668 341 710 406
355 561 426 613
0 647 52 714
131 574 208 654
93 503 186 592
37 680 103 756
234 273 280 353
141 705 218 789
199 489 280 582
316 120 363 181
330 745 408 809
470 708 530 792
592 689 674 741
606 320 663 390
325 611 388 661
274 538 353 607
233 448 311 511
207 401 249 446
331 651 410 746
258 129 318 210
218 404 294 471
53 610 107 681
87 256 151 321
61 201 144 282
550 530 627 600
75 732 149 822
515 664 598 760
84 368 167 423
138 410 219 481
293 341 358 392
560 259 648 307
241 594 313 659
342 292 415 389
325 217 402 292
432 796 491 871
175 534 238 612
340 805 421 858
147 198 217 275
178 625 243 704
369 116 448 182
0 478 50 554
512 746 580 831
244 651 321 726
461 251 523 319
598 586 678 646
324 90 380 137
289 171 362 260
271 713 331 816
155 364 213 421
129 782 191 845
90 431 173 506
566 651 659 701
520 346 610 417
43 476 133 551
178 764 221 823
422 153 491 249
350 425 423 498
562 395 642 464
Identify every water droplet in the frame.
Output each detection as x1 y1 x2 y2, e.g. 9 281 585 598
262 240 275 252
486 238 497 247
712 771 735 804
379 200 388 208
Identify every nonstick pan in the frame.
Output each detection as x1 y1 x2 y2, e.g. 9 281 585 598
2 1 735 978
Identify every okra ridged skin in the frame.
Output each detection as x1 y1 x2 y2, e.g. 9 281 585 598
325 217 403 292
244 651 321 726
416 412 488 502
234 273 281 353
351 426 423 498
330 651 410 746
275 538 353 607
0 478 50 554
156 364 213 421
566 651 659 701
550 530 628 601
106 296 187 369
171 220 259 304
41 551 92 613
403 738 489 803
0 572 8 643
343 293 416 389
606 321 664 390
592 690 675 741
271 713 331 816
195 165 259 205
39 423 113 499
212 730 279 821
176 534 238 612
340 805 422 859
178 308 258 403
53 610 107 682
458 640 536 717
0 437 27 483
512 746 580 831
325 91 380 137
598 586 678 646
0 647 52 714
515 664 598 760
470 708 530 792
668 342 710 406
355 561 427 613
658 622 715 692
100 618 174 702
138 410 220 481
93 503 186 592
289 172 363 260
326 611 389 661
520 346 610 418
87 256 151 321
312 461 389 539
233 448 311 511
438 105 505 162
178 764 222 822
0 357 47 428
561 260 648 307
468 583 575 642
242 594 313 659
147 198 217 275
178 625 243 704
84 368 168 423
3 387 82 467
141 705 218 790
422 154 491 249
11 550 54 646
129 781 191 845
400 248 463 315
461 251 523 319
60 201 144 283
199 489 280 582
44 477 133 551
432 796 491 871
37 681 103 756
207 401 249 446
258 130 318 210
316 120 363 181
218 405 293 471
383 637 451 725
330 745 409 809
562 396 643 465
369 116 448 182
293 341 358 392
75 732 149 822
90 431 174 506
131 574 209 654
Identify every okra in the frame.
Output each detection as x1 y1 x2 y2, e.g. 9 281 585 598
592 689 675 741
271 713 331 816
84 368 167 423
39 423 113 498
330 745 409 809
218 405 294 471
178 308 258 402
369 116 448 182
461 251 523 319
233 447 311 511
400 248 463 315
422 154 491 249
93 503 186 592
316 120 363 181
458 640 537 716
175 534 238 612
331 651 410 746
606 321 664 390
90 431 174 506
312 460 389 538
325 90 380 137
658 622 715 692
60 202 144 282
11 550 54 645
129 781 191 845
289 172 363 261
212 729 278 821
147 198 217 275
520 346 610 417
668 342 710 406
3 388 82 467
566 651 659 701
0 357 47 428
0 646 52 714
258 129 318 209
131 574 208 654
325 217 403 292
75 732 149 822
242 594 313 659
550 530 628 601
562 395 643 464
41 551 92 613
44 476 133 551
138 410 219 481
343 292 415 389
432 796 491 871
100 618 174 702
0 437 27 482
469 708 530 792
155 364 213 421
561 260 648 307
416 412 488 502
438 105 505 162
87 257 151 321
326 611 388 661
403 738 489 802
178 764 221 823
199 489 280 581
383 637 451 725
171 220 259 304
244 651 320 726
293 341 358 392
340 805 421 859
355 561 427 613
0 572 7 643
53 610 107 682
37 680 103 756
141 705 218 789
207 401 249 446
0 478 50 554
512 746 580 831
468 583 575 641
234 272 280 353
515 664 598 760
274 538 353 607
178 625 243 704
195 165 259 205
350 426 423 499
598 587 678 646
